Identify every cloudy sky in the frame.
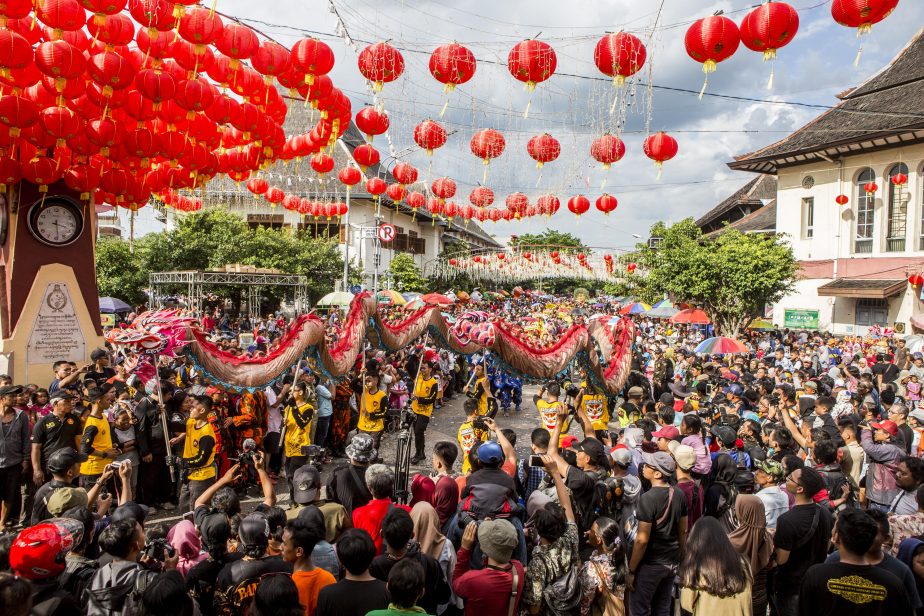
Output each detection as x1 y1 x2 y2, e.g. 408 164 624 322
129 0 924 250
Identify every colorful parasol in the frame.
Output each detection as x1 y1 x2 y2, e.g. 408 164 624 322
316 291 355 307
421 293 455 306
671 308 711 324
619 302 651 315
694 336 749 355
376 290 407 306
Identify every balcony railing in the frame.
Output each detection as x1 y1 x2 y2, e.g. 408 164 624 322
886 237 906 252
854 239 872 254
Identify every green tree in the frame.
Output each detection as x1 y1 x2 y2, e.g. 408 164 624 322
637 218 797 336
95 236 153 307
389 253 429 292
509 229 586 253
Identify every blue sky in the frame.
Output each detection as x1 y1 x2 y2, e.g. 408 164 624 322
128 0 924 249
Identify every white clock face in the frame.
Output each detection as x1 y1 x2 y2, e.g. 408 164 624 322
30 202 82 246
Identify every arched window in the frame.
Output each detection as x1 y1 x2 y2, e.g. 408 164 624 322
855 168 875 253
886 163 909 252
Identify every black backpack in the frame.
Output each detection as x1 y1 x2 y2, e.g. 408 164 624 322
85 568 156 616
817 467 858 512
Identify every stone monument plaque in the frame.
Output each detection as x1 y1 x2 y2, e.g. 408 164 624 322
27 282 86 364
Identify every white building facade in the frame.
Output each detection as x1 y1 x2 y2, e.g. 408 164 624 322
730 30 924 335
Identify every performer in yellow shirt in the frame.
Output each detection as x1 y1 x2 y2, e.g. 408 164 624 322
463 363 494 417
178 395 218 512
575 378 609 438
79 385 118 487
410 361 439 464
357 371 387 451
534 382 569 443
457 399 488 474
282 382 315 505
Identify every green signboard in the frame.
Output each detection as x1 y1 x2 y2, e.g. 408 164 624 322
783 309 819 330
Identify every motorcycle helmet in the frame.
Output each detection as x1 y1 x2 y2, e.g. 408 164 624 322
10 518 83 580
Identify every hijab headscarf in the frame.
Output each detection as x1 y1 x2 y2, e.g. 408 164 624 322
410 473 435 508
167 519 206 575
727 495 773 573
410 501 447 561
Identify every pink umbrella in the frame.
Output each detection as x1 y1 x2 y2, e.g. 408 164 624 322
421 293 454 306
670 308 711 324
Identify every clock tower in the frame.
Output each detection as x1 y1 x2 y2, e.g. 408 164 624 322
0 180 106 385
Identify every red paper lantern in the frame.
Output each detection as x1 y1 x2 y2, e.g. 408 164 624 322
891 172 908 186
36 0 86 33
527 133 560 168
832 0 898 36
310 152 334 176
443 201 458 219
338 166 361 187
35 40 86 90
39 106 82 146
406 191 425 210
685 15 740 89
386 183 406 203
429 43 476 91
470 128 505 165
358 42 404 92
910 274 924 287
567 195 590 217
497 253 506 261
469 186 494 208
246 176 268 196
264 186 285 205
835 194 849 206
864 181 878 195
353 143 380 170
355 106 389 141
0 95 38 137
21 155 64 192
392 162 418 186
178 7 223 47
643 132 679 176
0 156 23 187
215 23 259 65
536 194 560 216
596 194 618 215
0 30 32 77
591 134 625 170
431 177 456 201
594 32 646 86
739 2 799 61
413 119 447 155
507 39 556 90
366 176 386 198
290 37 334 85
449 258 458 266
505 192 528 218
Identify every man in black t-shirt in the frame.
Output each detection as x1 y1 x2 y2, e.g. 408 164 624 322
215 513 292 613
801 509 912 615
30 392 81 483
317 529 388 616
773 466 834 616
627 451 688 616
187 505 243 616
84 348 116 386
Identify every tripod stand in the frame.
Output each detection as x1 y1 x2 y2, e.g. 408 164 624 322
393 422 413 504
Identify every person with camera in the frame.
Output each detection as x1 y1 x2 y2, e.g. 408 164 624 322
176 395 218 513
79 384 118 489
410 360 440 465
281 381 316 505
85 518 179 616
357 371 387 452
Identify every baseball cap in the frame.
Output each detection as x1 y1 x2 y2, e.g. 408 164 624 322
90 348 108 361
477 519 518 563
803 381 818 392
87 383 113 402
711 425 737 445
610 447 632 468
667 441 696 471
722 383 744 397
49 391 77 404
47 487 89 517
627 386 644 398
47 447 86 473
292 465 321 505
651 425 680 440
574 438 607 465
755 459 785 480
0 385 22 396
909 409 924 425
641 451 676 477
197 511 231 551
870 419 899 437
477 441 504 465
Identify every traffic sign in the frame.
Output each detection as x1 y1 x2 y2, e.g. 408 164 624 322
378 223 396 243
359 227 378 239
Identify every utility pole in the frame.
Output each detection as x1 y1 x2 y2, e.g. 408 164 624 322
372 212 383 297
341 190 351 291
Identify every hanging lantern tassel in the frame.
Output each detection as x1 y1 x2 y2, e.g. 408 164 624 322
655 161 664 181
699 60 716 100
129 208 135 251
439 95 449 118
523 81 537 119
609 90 619 115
